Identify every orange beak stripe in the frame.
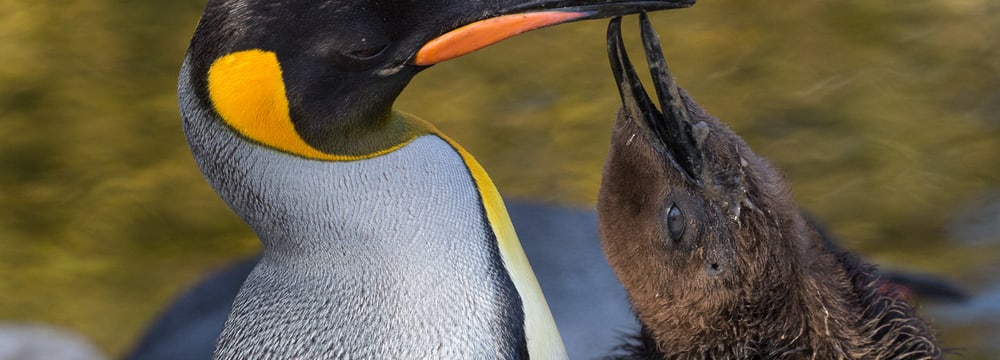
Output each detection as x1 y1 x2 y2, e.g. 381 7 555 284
414 11 589 66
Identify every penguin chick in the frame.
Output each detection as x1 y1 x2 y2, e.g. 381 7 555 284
598 15 943 359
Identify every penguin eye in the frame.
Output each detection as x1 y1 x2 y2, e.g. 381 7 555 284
665 203 686 241
343 44 387 60
328 41 390 70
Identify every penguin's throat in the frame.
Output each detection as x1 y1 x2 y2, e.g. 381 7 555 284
289 110 433 158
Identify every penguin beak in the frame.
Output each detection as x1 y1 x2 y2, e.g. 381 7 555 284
414 0 695 65
607 13 705 185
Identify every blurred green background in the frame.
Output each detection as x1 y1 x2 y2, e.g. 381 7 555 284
1 0 998 358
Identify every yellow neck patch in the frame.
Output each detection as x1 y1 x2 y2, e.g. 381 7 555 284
207 49 422 161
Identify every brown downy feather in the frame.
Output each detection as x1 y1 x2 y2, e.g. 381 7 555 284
599 15 942 359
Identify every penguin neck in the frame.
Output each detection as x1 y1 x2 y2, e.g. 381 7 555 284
182 64 459 264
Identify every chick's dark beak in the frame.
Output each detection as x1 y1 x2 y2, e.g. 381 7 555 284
415 0 695 65
607 13 706 185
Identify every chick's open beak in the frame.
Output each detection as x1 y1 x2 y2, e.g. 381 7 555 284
607 13 706 184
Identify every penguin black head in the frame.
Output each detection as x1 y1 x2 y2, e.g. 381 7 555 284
185 0 694 158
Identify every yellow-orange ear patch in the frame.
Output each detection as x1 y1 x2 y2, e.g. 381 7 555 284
207 50 323 158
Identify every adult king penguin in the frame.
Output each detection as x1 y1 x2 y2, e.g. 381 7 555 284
179 0 693 358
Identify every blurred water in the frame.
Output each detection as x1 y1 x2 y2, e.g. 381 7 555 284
0 0 997 357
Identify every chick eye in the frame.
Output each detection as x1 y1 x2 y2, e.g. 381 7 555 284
666 203 686 241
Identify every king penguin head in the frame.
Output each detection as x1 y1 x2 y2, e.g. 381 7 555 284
182 0 694 160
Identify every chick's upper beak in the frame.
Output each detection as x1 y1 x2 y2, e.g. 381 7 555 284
607 13 705 184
